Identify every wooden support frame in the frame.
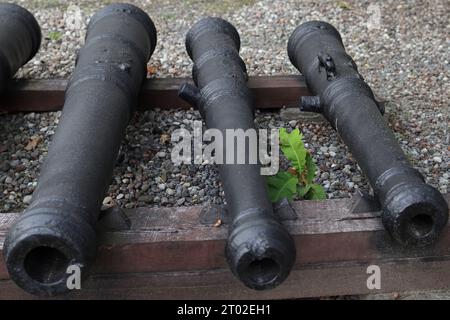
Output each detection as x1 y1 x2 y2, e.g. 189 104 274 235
0 194 449 299
0 75 310 113
0 75 445 299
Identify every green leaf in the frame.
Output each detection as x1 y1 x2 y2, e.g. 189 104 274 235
267 128 326 203
267 171 298 203
304 184 326 200
279 128 307 172
48 31 62 41
305 152 318 185
297 184 312 198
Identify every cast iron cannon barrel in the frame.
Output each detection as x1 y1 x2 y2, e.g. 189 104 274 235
288 21 448 246
0 3 41 95
3 3 157 296
179 17 296 290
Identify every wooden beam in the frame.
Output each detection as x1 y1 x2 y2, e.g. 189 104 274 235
0 194 449 299
0 75 310 113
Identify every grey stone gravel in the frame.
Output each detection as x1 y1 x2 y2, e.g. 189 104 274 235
1 0 449 212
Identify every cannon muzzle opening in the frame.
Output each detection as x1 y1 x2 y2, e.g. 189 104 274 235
225 208 296 290
382 183 449 246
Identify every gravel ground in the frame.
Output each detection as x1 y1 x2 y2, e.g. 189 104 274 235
0 0 449 212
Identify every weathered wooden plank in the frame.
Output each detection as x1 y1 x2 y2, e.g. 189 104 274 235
1 258 450 300
0 194 449 299
0 75 310 112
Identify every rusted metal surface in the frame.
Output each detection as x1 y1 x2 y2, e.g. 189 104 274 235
0 193 448 299
0 75 310 113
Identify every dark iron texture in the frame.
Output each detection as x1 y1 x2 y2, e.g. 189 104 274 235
179 17 296 290
0 3 41 95
288 21 448 246
3 3 157 296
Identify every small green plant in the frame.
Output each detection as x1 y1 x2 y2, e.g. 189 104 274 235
48 31 62 41
267 128 326 202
